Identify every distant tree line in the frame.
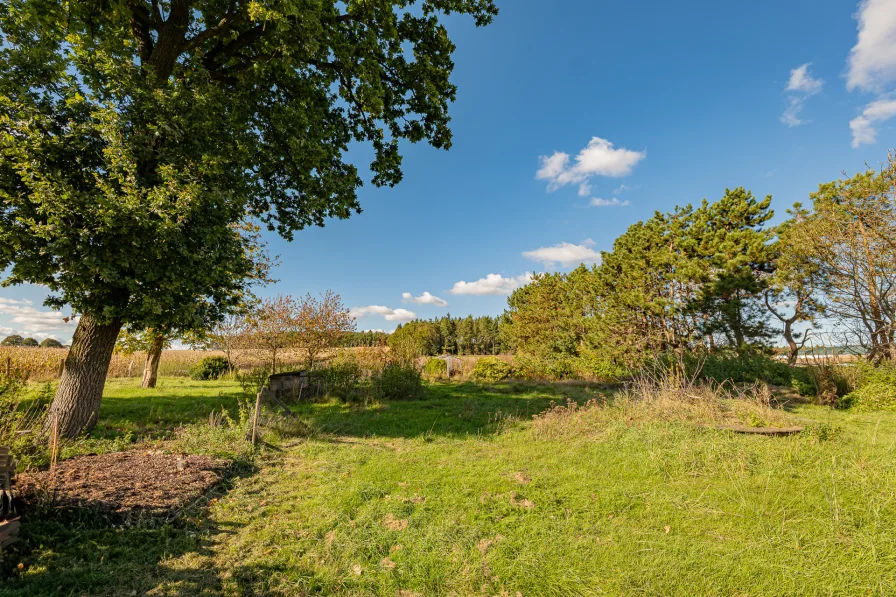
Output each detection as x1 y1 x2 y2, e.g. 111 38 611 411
1 335 64 348
342 330 391 348
388 315 506 357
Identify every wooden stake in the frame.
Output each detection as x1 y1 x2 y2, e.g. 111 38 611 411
58 357 65 378
49 413 59 494
251 390 263 446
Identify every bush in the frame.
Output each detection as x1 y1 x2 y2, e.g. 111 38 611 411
514 354 577 381
423 357 448 380
838 362 896 411
322 356 365 402
471 357 514 382
375 363 424 401
0 376 51 468
695 350 794 386
839 382 896 411
190 356 231 381
574 350 629 381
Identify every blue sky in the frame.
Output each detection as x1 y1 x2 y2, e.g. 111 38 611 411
2 0 896 342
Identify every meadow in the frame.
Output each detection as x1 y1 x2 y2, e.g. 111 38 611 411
1 377 894 596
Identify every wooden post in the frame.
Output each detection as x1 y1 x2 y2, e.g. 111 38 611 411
251 390 263 446
49 413 59 494
58 358 65 378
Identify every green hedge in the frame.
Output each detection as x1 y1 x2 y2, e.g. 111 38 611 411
471 357 514 382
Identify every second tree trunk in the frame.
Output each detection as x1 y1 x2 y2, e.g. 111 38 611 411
142 331 165 389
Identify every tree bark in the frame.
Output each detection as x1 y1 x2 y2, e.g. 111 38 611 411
783 320 799 366
46 314 122 439
141 331 165 388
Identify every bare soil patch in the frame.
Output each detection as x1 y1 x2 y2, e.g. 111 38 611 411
16 451 229 516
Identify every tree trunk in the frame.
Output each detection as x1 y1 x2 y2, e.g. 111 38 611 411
782 320 799 366
46 314 122 439
141 332 165 388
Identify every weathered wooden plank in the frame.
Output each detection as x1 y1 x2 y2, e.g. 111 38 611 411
262 388 297 418
704 424 804 436
0 518 21 539
0 535 18 549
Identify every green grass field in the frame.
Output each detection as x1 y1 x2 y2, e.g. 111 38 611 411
2 378 895 596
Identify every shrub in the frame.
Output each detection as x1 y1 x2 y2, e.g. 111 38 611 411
471 357 514 382
790 375 815 397
236 366 271 396
423 357 447 380
574 350 629 381
838 382 896 411
0 376 50 468
838 362 896 411
375 363 424 401
694 350 794 386
322 356 365 402
514 354 577 381
190 356 231 380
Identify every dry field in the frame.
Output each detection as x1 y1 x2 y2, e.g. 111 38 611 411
0 345 511 382
0 346 314 381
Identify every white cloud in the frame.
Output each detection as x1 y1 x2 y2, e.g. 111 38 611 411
849 96 896 147
0 298 78 337
536 137 645 193
522 241 602 268
0 298 33 306
846 0 896 93
845 1 896 147
349 305 417 322
589 197 630 207
613 183 639 194
577 182 592 197
780 98 806 127
449 273 533 296
536 152 569 181
786 63 823 94
780 63 823 127
401 291 448 307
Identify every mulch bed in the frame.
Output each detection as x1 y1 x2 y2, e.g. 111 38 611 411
15 451 230 517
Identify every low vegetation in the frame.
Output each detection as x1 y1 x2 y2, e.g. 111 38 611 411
2 375 894 596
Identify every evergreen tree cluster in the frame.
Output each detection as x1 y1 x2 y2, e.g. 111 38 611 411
502 188 780 374
389 315 506 357
341 330 392 348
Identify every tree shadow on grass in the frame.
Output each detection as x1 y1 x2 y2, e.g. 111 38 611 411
292 381 609 440
0 467 255 597
92 383 247 441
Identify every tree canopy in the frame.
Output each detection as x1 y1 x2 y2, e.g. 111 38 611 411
0 0 497 332
0 0 497 437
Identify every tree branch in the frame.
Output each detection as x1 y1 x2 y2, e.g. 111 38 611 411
129 2 156 63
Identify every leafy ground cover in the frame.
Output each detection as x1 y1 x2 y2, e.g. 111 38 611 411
2 379 895 596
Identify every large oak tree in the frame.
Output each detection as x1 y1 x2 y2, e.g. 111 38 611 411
0 0 497 437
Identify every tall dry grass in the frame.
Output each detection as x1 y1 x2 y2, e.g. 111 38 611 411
532 363 797 440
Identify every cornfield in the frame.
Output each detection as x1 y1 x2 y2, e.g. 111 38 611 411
0 347 316 382
0 346 509 382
